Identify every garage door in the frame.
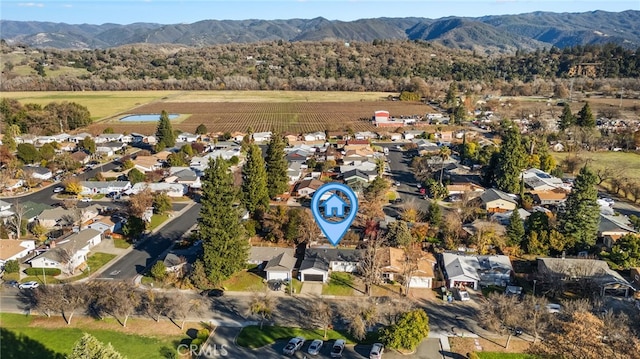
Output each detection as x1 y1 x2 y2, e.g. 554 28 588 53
303 274 325 282
267 272 289 281
409 277 431 288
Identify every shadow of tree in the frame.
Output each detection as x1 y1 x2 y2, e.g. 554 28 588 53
0 328 65 359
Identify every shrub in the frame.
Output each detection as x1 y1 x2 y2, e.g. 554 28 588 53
4 259 20 273
150 261 167 281
25 267 61 276
196 328 210 340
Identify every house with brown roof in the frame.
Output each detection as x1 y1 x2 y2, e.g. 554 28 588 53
531 189 568 206
133 156 163 172
378 247 436 288
70 151 91 165
294 178 325 197
0 239 35 268
447 182 485 196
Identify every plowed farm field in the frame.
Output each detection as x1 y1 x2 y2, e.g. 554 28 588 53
90 101 432 134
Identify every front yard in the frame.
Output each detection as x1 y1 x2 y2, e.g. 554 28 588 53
322 272 356 296
222 270 266 291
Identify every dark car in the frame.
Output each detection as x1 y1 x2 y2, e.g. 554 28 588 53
201 289 224 297
4 280 19 288
393 198 403 204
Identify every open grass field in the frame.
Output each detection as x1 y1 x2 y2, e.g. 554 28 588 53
552 151 640 181
0 313 191 358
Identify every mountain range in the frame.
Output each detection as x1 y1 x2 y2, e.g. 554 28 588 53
1 10 638 52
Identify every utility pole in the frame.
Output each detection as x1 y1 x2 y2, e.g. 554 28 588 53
620 87 624 108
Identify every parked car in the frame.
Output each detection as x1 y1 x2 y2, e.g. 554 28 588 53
453 287 470 301
53 186 64 193
81 197 92 202
283 337 305 355
18 281 39 290
330 339 345 358
370 343 384 359
307 339 323 355
392 197 403 204
4 280 19 288
200 289 224 297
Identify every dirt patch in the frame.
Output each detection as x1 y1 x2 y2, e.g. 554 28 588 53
29 315 200 337
449 336 533 356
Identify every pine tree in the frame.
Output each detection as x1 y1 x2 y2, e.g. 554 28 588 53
195 123 208 135
198 157 248 285
155 110 175 149
426 201 442 227
3 124 20 152
558 103 576 131
506 208 525 246
558 166 600 251
494 124 527 194
68 333 124 359
577 102 595 128
265 132 289 199
445 82 458 108
241 144 270 215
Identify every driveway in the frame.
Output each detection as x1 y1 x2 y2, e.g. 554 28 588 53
299 282 323 296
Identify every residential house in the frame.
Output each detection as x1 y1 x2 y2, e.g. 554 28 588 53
131 133 157 145
303 131 327 142
327 131 347 140
130 182 187 197
69 133 93 143
480 189 518 213
440 252 514 290
21 201 53 223
599 214 638 247
29 229 102 274
378 247 436 288
306 248 362 273
446 183 485 196
264 252 297 281
285 134 300 144
252 131 272 143
37 135 57 145
4 179 24 191
286 150 310 164
23 166 52 180
163 253 187 274
96 141 126 157
324 147 342 162
88 217 119 234
97 133 124 143
412 139 440 154
294 178 324 197
52 133 71 143
17 134 38 144
339 160 377 174
133 156 163 173
80 181 131 195
531 189 568 206
70 151 91 165
537 257 635 297
248 246 295 266
57 141 77 152
177 132 199 143
287 162 304 185
164 168 201 189
403 130 424 141
354 131 376 140
0 239 35 268
522 168 564 191
492 208 531 226
299 256 329 282
343 169 377 186
0 200 13 218
389 133 403 141
37 207 74 228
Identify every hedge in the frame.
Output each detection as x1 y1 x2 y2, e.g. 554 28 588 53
25 268 62 276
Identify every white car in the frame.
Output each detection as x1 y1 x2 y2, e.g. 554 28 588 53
53 186 64 193
330 339 345 358
18 281 40 290
81 197 92 202
307 339 323 355
370 343 384 359
283 337 305 355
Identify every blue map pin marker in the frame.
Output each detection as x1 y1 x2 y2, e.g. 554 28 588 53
311 183 359 246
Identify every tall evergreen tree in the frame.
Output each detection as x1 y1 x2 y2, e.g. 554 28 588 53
494 124 527 194
445 82 458 108
68 333 124 359
241 144 270 215
426 201 442 228
506 208 525 247
265 132 289 199
558 166 600 251
577 102 595 128
558 103 576 131
155 110 175 149
198 157 248 285
3 124 20 152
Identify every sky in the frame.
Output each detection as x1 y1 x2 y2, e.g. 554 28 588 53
1 0 638 25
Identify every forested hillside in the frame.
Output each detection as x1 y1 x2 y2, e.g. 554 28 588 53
1 40 638 93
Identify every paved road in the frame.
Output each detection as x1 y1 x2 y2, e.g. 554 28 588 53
96 203 200 281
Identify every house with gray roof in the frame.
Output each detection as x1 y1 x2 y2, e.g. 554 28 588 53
480 188 518 213
22 201 53 222
29 229 102 274
80 181 131 195
264 252 297 281
299 256 330 282
599 214 638 247
305 247 363 273
440 252 513 290
248 246 295 266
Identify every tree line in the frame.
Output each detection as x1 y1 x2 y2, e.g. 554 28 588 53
2 41 638 92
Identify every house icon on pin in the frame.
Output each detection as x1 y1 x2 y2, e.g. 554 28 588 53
322 194 348 217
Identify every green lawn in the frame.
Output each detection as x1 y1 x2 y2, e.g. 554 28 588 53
64 252 117 282
289 278 303 295
149 214 170 231
21 275 61 285
113 237 131 249
221 270 266 291
322 272 355 296
0 313 184 359
553 151 640 181
236 325 355 349
477 353 539 359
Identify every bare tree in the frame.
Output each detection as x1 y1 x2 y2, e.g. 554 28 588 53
520 295 552 344
141 290 169 322
167 292 204 330
248 290 275 330
359 236 384 296
479 292 522 348
60 283 89 325
340 300 378 341
309 299 334 339
6 200 26 239
109 283 141 327
33 285 63 318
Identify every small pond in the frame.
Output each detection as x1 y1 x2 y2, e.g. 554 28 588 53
120 113 180 122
